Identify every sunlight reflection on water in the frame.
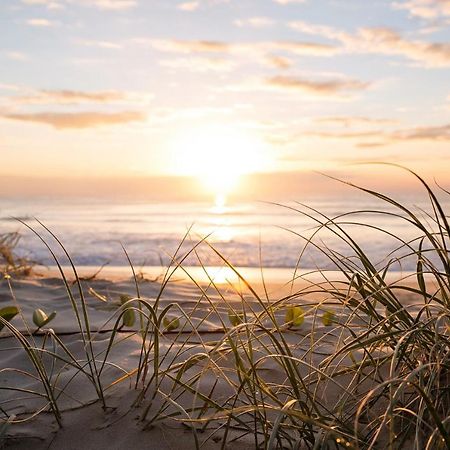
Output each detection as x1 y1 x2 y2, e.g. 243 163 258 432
1 195 449 270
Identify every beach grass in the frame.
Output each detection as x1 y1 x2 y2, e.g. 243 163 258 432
1 169 450 449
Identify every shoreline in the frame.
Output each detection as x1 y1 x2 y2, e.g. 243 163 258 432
30 264 425 285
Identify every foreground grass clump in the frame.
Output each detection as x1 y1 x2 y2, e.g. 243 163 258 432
1 168 450 449
0 232 34 277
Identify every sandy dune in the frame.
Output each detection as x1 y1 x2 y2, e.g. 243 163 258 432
0 268 424 449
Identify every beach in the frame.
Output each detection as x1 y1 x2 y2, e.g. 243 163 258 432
0 265 433 449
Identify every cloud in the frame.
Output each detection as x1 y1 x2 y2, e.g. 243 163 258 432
26 18 59 27
146 39 336 74
21 0 64 9
300 121 450 146
314 116 398 127
7 88 153 106
304 130 383 139
2 111 146 129
4 51 29 61
234 17 275 28
14 89 127 104
177 1 200 11
0 83 20 91
264 54 293 69
73 0 137 9
393 123 450 141
76 39 123 49
137 38 229 54
289 20 450 67
137 38 336 57
392 0 450 19
265 75 370 94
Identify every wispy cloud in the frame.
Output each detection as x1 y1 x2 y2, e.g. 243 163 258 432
21 0 64 9
14 89 126 104
135 38 336 57
72 0 137 10
177 1 200 11
264 54 293 69
4 51 29 61
301 121 450 146
26 18 60 27
2 111 146 129
76 39 123 49
314 116 398 127
392 123 450 141
234 17 275 28
265 75 370 94
392 0 450 19
0 83 20 92
137 39 229 53
225 74 370 101
173 0 229 11
7 88 153 105
289 20 450 67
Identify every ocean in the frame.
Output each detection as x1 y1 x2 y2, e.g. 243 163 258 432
0 193 448 273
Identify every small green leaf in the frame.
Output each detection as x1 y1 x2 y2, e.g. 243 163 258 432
321 310 336 326
285 306 304 328
119 295 134 327
33 308 56 329
417 262 426 299
163 316 180 331
122 308 135 327
228 310 244 327
0 306 19 331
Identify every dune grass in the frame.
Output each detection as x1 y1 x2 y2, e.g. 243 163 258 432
1 169 450 449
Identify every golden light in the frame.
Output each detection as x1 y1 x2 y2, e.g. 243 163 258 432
170 124 271 204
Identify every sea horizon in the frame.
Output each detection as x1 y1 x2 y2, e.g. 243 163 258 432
2 192 447 272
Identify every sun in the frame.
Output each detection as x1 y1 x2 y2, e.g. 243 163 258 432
170 125 270 203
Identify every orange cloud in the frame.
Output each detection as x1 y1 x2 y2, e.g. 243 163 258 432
2 111 146 129
392 0 450 19
289 21 450 67
177 1 200 11
6 88 153 106
134 38 337 57
14 89 127 104
265 75 370 94
26 18 60 27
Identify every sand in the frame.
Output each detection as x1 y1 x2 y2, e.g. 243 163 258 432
0 267 422 449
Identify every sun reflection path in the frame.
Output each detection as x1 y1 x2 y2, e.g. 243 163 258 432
207 194 236 242
203 266 240 284
212 193 227 213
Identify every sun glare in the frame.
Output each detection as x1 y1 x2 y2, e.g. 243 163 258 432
170 125 270 203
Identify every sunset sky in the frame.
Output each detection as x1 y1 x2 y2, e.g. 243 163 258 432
1 0 450 198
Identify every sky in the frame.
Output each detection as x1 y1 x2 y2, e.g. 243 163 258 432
1 0 450 199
